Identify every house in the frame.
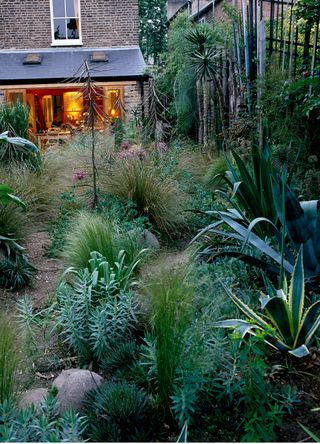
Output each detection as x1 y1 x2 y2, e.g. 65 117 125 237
167 0 214 24
0 0 148 143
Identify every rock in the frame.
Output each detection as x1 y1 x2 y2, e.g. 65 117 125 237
52 368 81 391
137 229 160 249
55 369 102 412
19 388 48 410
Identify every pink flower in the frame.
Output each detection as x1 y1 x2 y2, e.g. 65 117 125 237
156 142 168 154
121 140 131 150
72 171 87 182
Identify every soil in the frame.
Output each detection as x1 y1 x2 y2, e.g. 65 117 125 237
267 348 320 442
0 231 63 309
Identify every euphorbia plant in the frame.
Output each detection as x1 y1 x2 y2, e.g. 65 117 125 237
214 248 320 357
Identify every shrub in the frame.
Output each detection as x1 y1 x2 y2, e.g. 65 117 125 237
62 211 140 270
0 390 87 442
0 102 29 139
99 340 139 375
85 380 156 442
101 157 186 235
0 256 34 291
0 314 19 403
146 270 194 410
56 252 139 362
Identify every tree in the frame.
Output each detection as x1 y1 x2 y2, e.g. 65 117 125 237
139 0 167 64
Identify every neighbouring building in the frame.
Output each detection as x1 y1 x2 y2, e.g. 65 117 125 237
167 0 214 24
0 0 148 147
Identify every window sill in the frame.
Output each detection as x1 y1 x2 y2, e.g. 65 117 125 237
51 41 83 47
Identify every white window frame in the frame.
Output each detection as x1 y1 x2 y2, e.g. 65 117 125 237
50 0 82 46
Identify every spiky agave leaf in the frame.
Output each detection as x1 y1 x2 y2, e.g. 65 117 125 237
288 248 304 336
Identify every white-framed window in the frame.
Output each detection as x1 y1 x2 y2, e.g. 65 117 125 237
50 0 82 46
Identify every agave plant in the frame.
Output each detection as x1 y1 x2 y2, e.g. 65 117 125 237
0 183 26 261
0 130 39 164
193 173 320 282
0 184 26 209
213 249 320 357
211 142 278 227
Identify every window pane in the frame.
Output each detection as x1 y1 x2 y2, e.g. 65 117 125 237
54 19 66 39
67 18 79 39
66 0 79 17
52 0 65 17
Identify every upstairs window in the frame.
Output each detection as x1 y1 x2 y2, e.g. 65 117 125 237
50 0 82 45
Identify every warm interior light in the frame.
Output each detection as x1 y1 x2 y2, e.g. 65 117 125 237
63 91 83 126
110 108 116 117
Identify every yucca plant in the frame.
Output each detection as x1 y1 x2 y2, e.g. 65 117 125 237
213 249 320 357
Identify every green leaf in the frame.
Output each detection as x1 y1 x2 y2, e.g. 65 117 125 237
220 282 269 328
218 213 294 273
177 421 188 443
299 423 320 442
297 300 320 346
212 319 261 337
264 297 293 345
288 248 304 336
288 344 310 358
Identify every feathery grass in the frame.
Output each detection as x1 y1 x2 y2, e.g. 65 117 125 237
101 157 186 235
62 211 140 270
0 313 19 402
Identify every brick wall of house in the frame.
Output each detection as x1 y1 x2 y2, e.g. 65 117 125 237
0 0 139 50
0 91 5 106
124 82 142 119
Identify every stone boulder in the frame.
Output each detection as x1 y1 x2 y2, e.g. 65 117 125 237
54 369 102 412
19 387 49 410
136 229 160 249
52 368 81 391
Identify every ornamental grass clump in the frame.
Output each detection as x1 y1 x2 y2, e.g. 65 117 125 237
85 380 156 442
101 157 186 235
146 270 194 410
0 313 19 403
62 211 141 271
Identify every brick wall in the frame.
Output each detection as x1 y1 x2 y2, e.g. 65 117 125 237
124 82 142 119
0 0 139 50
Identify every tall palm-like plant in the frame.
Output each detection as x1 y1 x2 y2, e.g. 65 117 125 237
186 27 220 147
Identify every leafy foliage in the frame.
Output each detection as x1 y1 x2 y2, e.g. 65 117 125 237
0 123 40 166
139 0 167 64
56 251 139 362
0 391 87 442
202 336 299 442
